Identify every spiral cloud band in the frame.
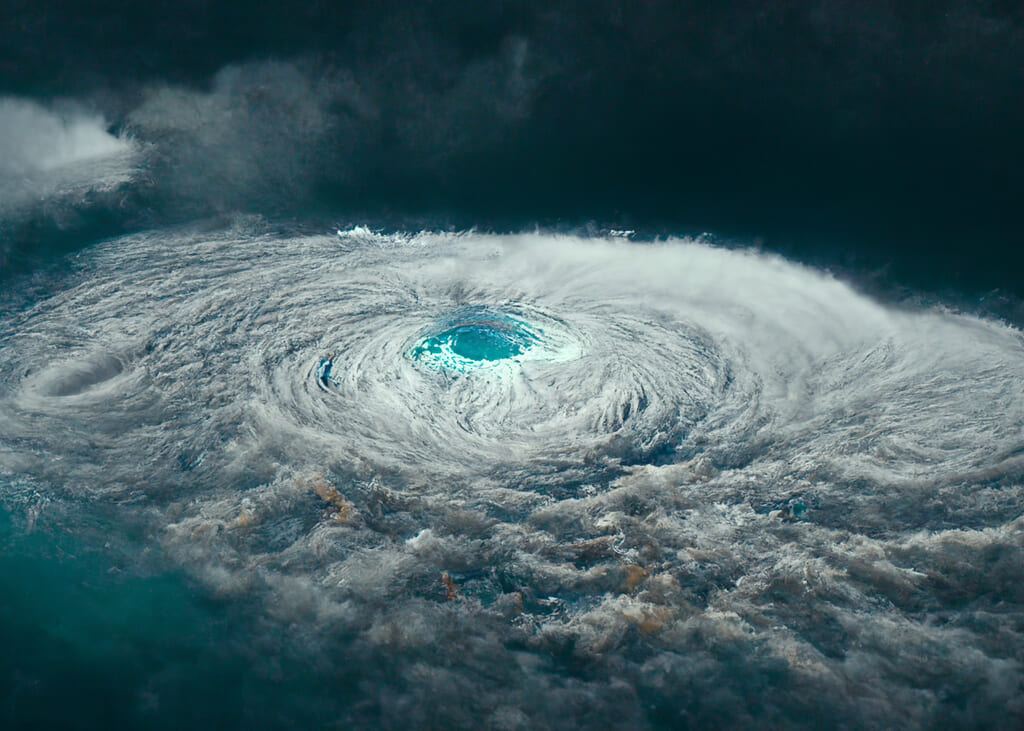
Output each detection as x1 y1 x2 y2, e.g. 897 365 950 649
1 224 1023 726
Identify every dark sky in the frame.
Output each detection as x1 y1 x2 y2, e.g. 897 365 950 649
3 1 1023 299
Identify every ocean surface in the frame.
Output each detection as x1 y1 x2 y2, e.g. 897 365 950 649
2 3 1023 728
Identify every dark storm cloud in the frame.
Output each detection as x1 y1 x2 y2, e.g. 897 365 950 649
2 1 1023 295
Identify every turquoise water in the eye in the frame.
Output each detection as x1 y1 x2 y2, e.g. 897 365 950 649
416 322 533 362
409 309 539 373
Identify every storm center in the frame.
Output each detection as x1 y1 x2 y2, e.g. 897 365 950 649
409 308 539 373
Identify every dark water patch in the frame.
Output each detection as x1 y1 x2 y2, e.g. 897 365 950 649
0 506 365 730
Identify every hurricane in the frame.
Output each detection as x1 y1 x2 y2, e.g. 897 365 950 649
4 3 1024 728
1 218 1023 727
